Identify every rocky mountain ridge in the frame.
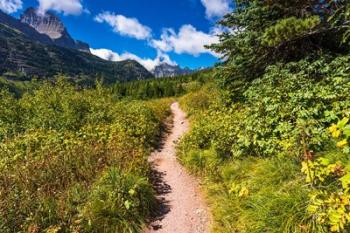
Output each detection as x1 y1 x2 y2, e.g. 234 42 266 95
0 9 153 83
20 7 90 52
0 9 53 44
152 63 194 78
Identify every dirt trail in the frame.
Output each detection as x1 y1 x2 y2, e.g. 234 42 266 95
145 102 211 233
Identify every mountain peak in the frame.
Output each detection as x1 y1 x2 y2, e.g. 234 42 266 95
152 63 194 78
20 7 66 40
20 7 90 53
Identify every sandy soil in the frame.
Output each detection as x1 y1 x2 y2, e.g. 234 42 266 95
145 102 211 233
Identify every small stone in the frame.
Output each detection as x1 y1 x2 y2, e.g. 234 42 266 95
195 209 203 214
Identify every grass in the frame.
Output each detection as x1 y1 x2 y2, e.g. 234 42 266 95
179 146 310 232
0 81 173 233
177 88 317 233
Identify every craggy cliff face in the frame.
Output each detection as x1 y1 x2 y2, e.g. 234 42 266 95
20 8 90 53
20 7 65 39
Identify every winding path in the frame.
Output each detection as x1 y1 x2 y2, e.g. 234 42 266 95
145 102 211 233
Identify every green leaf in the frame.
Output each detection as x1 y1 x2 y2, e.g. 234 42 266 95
339 174 350 190
337 117 349 130
343 125 350 138
318 158 330 166
124 200 132 210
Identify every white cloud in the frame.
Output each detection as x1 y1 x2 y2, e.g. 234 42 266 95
0 0 22 14
201 0 231 18
151 24 220 57
37 0 83 15
95 12 152 40
90 48 176 71
90 48 119 61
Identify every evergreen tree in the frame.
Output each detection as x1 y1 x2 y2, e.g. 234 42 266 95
210 0 350 94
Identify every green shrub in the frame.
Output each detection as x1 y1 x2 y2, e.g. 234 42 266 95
79 167 155 233
0 80 171 232
178 56 350 232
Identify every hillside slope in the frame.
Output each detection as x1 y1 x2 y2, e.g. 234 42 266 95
0 11 153 84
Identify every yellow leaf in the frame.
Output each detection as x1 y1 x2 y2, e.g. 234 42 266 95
337 140 348 148
332 130 341 139
329 124 338 134
238 187 249 197
128 188 136 196
46 226 61 233
330 225 339 232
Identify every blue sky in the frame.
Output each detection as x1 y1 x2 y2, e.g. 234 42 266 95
2 0 233 70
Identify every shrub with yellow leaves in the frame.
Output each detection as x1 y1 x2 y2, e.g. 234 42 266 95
302 118 350 232
329 117 350 153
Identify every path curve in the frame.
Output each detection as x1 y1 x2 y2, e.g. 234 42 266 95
145 102 211 233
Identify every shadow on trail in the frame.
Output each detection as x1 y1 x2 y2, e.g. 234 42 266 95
145 103 210 233
147 115 174 231
149 169 172 231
